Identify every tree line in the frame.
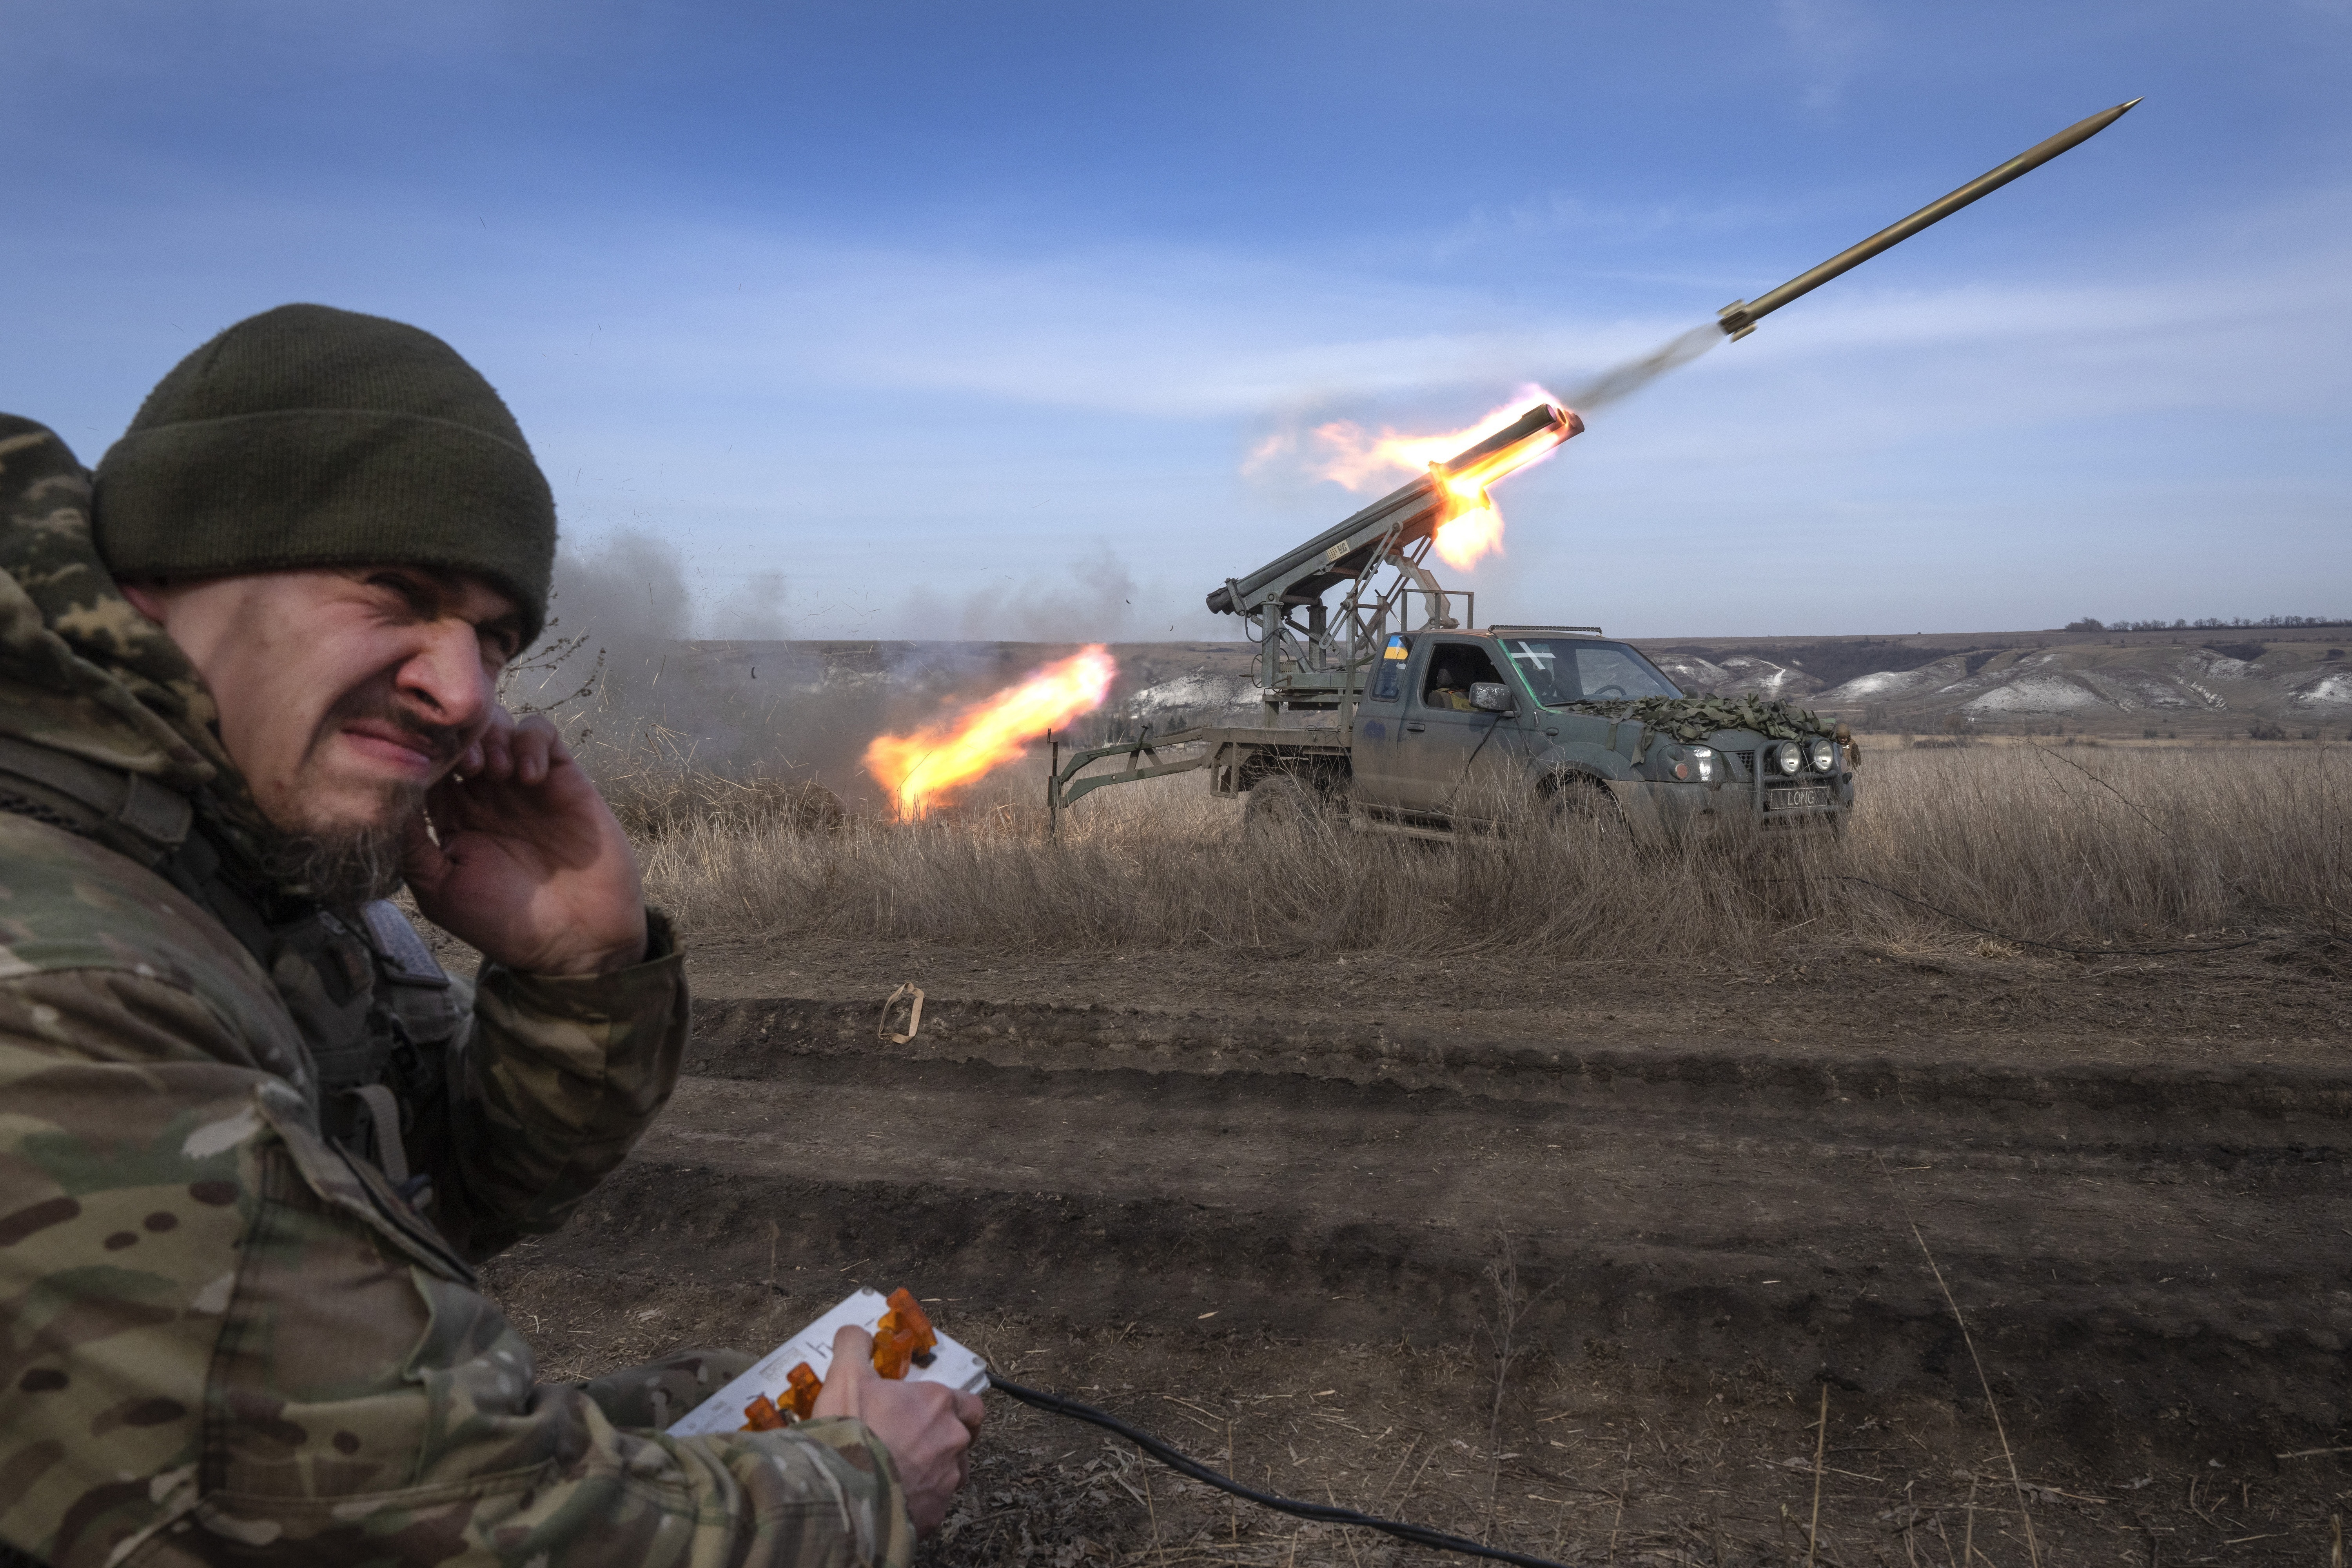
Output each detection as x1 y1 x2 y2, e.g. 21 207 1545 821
2063 614 2349 633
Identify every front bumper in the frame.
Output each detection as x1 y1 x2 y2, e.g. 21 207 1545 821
1604 764 1852 837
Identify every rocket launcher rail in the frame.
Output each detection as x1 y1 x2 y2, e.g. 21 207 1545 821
1191 401 1584 719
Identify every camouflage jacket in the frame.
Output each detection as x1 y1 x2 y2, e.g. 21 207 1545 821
0 419 912 1568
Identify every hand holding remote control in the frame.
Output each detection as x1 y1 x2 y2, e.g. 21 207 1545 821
813 1324 987 1534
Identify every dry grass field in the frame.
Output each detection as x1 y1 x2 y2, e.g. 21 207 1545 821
464 739 2351 1568
622 742 2348 963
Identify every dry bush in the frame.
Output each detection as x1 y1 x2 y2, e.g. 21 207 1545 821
572 727 844 839
632 743 2349 960
599 767 842 839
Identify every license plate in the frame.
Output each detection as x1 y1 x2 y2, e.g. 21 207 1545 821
1766 786 1832 811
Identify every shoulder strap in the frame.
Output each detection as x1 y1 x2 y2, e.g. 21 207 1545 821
0 734 192 865
0 735 438 1193
346 1084 411 1185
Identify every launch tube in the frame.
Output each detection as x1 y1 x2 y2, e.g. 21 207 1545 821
1207 403 1578 616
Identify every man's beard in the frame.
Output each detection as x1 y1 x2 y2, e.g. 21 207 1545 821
260 687 458 911
262 783 422 912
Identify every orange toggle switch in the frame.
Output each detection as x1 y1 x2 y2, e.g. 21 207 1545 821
784 1361 824 1420
871 1325 918 1380
871 1286 941 1378
883 1288 939 1356
742 1394 788 1432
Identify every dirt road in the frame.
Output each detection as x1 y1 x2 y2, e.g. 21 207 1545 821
484 935 2351 1564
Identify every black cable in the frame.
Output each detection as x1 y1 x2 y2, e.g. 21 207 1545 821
987 1373 1573 1568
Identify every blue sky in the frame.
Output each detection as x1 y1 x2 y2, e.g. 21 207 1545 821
7 0 2348 642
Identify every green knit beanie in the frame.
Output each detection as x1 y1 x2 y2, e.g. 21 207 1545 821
93 303 556 646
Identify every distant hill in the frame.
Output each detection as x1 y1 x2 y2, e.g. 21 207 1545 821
1632 629 2352 732
593 633 2350 758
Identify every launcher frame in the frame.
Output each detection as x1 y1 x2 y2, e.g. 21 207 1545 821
1202 402 1578 727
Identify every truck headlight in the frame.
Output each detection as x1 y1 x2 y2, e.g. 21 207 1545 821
1808 738 1837 773
1771 741 1804 776
1660 745 1718 784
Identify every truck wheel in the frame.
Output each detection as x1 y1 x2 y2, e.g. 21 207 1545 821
1244 774 1325 837
1548 777 1620 835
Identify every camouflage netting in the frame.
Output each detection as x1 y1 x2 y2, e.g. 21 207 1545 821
1561 693 1835 746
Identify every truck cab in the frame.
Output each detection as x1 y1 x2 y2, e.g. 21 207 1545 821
1346 628 1853 834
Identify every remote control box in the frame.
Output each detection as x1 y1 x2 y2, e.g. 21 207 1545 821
668 1287 989 1437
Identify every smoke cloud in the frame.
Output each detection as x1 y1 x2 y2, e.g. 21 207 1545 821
505 530 1161 810
503 530 806 775
896 543 1141 644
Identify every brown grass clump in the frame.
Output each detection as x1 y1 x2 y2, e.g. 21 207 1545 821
600 768 842 840
570 726 845 840
630 743 2348 962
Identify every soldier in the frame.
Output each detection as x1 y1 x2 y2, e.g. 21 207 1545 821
0 305 979 1568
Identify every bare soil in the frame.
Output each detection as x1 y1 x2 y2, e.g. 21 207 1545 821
477 933 2352 1566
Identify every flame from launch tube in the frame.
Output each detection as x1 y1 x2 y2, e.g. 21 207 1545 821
1282 385 1571 570
864 646 1118 817
1432 502 1505 570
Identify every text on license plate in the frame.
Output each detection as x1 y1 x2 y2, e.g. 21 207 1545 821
1766 786 1832 811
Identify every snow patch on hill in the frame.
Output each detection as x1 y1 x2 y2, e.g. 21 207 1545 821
1962 675 2111 714
1649 652 1732 694
2290 671 2352 708
1819 657 1972 702
1715 656 1822 697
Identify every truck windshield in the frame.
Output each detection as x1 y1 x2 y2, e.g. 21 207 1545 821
1498 638 1683 705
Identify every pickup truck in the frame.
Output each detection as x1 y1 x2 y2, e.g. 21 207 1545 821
1050 626 1855 839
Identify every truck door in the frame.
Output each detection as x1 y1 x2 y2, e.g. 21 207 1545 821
1347 633 1416 812
1396 637 1529 821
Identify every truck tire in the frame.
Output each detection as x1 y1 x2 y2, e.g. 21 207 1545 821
1244 773 1326 838
1548 775 1621 836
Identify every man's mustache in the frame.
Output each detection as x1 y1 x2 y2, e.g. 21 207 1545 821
316 693 469 775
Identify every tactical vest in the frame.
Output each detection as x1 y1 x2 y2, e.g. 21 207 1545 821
0 735 469 1196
